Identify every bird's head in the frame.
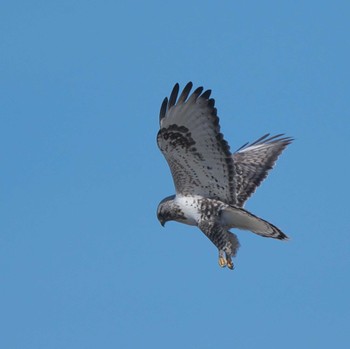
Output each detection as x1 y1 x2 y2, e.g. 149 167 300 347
157 195 176 227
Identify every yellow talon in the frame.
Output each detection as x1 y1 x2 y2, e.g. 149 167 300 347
218 256 227 268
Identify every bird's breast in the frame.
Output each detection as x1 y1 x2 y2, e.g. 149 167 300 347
174 195 202 226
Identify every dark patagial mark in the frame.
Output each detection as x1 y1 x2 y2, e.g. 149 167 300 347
159 124 195 150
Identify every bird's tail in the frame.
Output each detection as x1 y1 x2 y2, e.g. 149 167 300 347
221 205 288 240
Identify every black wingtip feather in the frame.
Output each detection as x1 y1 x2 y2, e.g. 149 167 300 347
192 86 204 98
235 133 294 152
177 82 193 103
207 98 216 108
201 89 212 100
168 83 180 109
252 133 271 145
159 97 168 122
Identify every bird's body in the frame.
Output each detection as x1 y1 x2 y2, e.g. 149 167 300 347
156 82 292 269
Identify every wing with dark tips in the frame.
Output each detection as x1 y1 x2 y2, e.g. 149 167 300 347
157 82 236 203
233 134 293 206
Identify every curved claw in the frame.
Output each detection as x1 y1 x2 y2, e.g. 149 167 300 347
226 257 234 270
218 256 227 268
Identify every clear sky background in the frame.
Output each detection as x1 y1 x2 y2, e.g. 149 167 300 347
1 1 349 348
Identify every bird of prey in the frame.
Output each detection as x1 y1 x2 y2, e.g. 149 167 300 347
156 82 292 270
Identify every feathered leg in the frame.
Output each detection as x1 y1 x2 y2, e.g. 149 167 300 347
199 221 240 270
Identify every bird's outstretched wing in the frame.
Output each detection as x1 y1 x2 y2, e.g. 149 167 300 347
157 82 236 203
233 134 293 207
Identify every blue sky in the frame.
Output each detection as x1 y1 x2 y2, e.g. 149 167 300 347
1 1 349 348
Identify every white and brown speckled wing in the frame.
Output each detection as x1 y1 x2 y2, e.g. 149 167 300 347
233 134 293 207
157 82 236 203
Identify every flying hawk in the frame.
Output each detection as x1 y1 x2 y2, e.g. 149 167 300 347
156 82 292 269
